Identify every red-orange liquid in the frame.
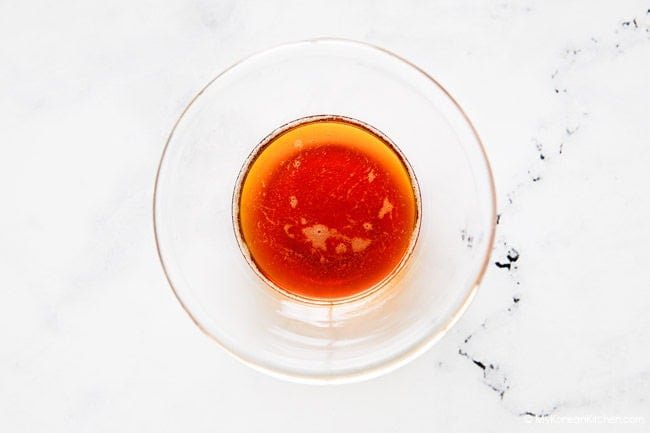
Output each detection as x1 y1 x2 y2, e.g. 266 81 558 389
236 117 418 301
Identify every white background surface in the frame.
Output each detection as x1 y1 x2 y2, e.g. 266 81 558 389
1 0 649 431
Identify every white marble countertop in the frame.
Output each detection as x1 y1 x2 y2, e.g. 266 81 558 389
2 0 649 431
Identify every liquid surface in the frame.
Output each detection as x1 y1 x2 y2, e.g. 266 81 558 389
236 117 418 300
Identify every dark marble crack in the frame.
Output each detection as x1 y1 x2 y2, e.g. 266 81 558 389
622 19 639 28
495 247 520 270
473 359 486 370
488 383 508 399
519 406 558 418
459 321 510 400
507 296 522 312
458 349 508 399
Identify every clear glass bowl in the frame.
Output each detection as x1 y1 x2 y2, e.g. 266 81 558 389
154 39 496 383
